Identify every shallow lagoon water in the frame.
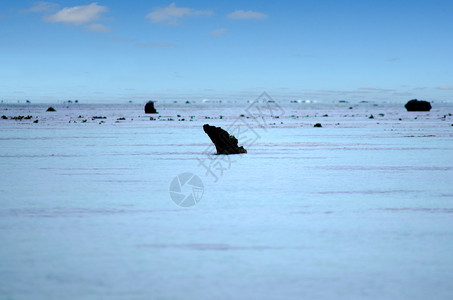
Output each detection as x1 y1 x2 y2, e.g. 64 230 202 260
1 101 453 299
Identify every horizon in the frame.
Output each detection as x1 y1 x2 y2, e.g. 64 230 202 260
2 97 453 105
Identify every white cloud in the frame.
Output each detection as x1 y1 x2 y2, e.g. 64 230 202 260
86 23 111 32
45 2 108 25
358 87 395 92
318 89 371 95
26 1 59 13
113 36 137 42
209 28 227 38
393 92 413 96
386 57 399 62
135 42 177 48
227 10 267 20
438 86 453 90
146 2 213 25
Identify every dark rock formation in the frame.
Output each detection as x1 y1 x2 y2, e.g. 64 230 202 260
203 124 247 154
405 99 432 111
314 123 322 127
144 101 157 113
46 107 56 112
1 115 7 119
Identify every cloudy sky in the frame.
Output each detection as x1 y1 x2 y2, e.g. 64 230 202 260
1 0 453 102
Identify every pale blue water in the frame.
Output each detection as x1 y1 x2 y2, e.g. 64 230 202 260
1 102 452 299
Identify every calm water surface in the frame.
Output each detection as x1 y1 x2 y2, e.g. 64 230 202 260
1 102 452 299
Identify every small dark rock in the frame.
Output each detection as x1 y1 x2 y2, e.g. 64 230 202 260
1 115 7 119
117 117 126 120
203 124 247 154
46 107 56 112
33 120 39 123
314 123 322 127
144 101 158 114
369 115 374 119
405 99 432 111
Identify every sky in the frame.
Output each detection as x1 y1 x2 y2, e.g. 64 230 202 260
1 0 453 103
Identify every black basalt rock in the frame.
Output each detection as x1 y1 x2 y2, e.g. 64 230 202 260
203 124 247 154
144 101 158 114
405 99 432 111
46 107 56 112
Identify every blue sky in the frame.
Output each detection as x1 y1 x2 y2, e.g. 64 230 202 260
1 0 453 102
